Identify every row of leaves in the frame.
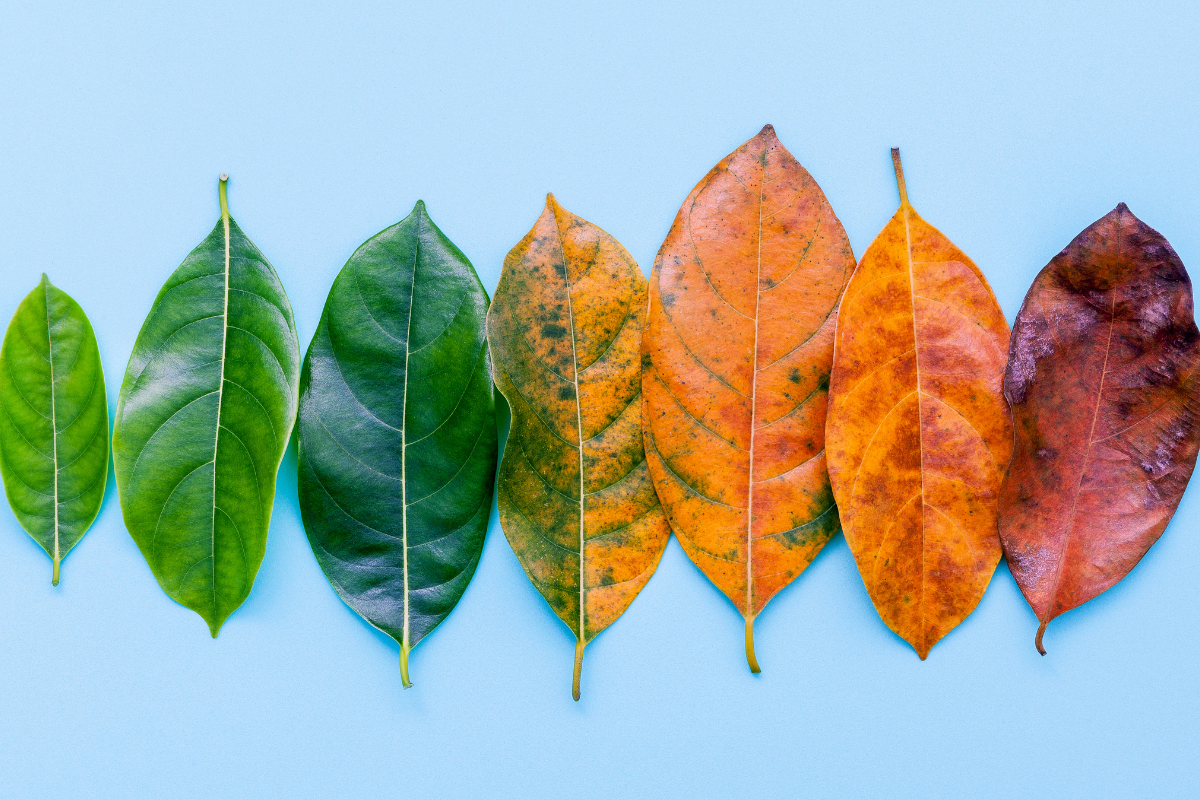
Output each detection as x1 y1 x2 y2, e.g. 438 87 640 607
3 129 1198 700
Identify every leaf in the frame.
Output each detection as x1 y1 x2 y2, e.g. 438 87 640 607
641 125 855 670
112 176 299 636
999 203 1200 654
489 195 670 700
825 150 1012 659
0 275 108 585
296 201 497 687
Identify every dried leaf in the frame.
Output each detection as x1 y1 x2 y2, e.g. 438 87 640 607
1000 203 1200 654
641 125 855 670
488 195 670 700
826 150 1011 659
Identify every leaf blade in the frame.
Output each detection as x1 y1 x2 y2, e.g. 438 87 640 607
489 195 670 699
297 201 497 685
113 179 299 635
641 126 855 667
826 152 1012 659
0 275 109 584
998 203 1200 653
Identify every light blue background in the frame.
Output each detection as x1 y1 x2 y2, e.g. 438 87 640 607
2 1 1198 797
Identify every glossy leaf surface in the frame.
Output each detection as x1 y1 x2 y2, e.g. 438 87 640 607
826 151 1011 659
641 125 854 669
297 201 496 687
0 275 108 585
1000 204 1200 654
113 178 299 636
490 195 670 700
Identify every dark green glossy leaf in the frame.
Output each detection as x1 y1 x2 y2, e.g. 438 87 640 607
0 275 108 585
112 177 299 636
297 201 497 687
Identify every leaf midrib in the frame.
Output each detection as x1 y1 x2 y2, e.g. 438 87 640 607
400 212 422 660
901 201 927 648
210 194 232 617
1047 266 1119 620
745 159 765 618
43 280 61 574
548 211 587 644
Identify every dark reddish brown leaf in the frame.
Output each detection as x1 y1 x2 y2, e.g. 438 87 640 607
1000 204 1200 654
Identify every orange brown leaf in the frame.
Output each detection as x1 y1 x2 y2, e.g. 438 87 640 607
826 150 1011 659
641 125 855 670
999 204 1200 654
488 195 670 700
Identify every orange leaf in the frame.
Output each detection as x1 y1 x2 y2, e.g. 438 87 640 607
641 125 855 670
489 195 671 700
826 149 1012 659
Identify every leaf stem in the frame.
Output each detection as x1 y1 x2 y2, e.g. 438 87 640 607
891 148 909 207
572 637 584 701
400 642 413 688
52 556 60 586
745 615 760 673
218 174 229 222
1035 620 1048 656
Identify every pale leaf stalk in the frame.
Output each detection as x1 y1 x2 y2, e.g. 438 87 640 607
891 147 909 206
572 637 584 702
745 616 760 674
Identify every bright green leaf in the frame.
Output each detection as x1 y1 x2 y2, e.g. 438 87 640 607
0 275 109 585
112 177 300 636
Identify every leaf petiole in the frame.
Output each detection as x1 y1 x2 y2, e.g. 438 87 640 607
218 173 229 221
572 638 584 701
745 616 760 674
891 147 909 207
400 642 412 689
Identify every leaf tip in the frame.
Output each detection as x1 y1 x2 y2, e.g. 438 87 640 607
757 123 776 138
412 199 427 215
544 193 570 225
1115 201 1130 214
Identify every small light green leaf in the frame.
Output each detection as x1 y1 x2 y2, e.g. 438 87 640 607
0 275 109 585
297 201 497 687
112 177 300 636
